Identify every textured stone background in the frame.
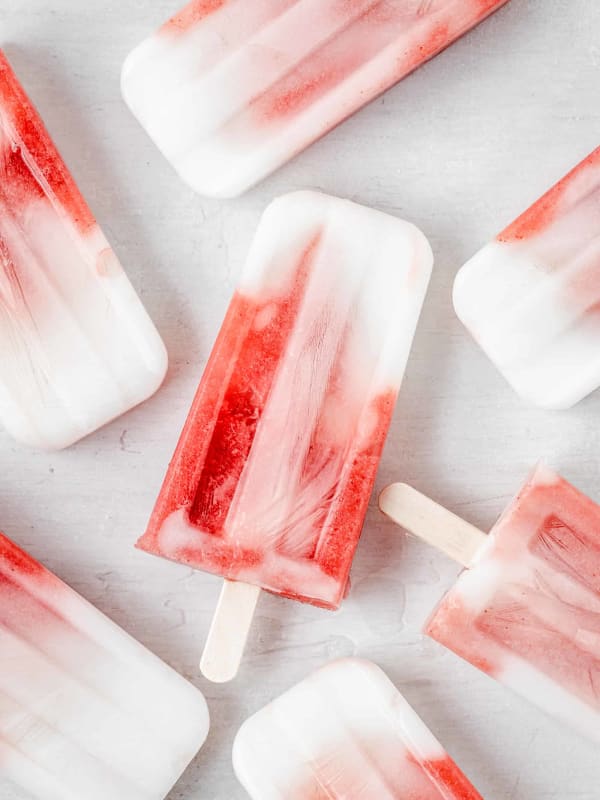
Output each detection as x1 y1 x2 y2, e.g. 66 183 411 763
1 1 598 798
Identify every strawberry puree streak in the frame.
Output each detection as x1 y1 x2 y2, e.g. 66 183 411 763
162 0 227 34
498 146 600 242
189 237 318 535
0 51 94 234
0 532 49 582
421 756 484 800
0 534 80 648
284 749 481 799
253 1 505 126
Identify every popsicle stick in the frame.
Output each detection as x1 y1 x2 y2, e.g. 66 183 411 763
200 580 261 683
378 483 487 568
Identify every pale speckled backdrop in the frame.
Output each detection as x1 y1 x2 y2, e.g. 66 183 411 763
0 1 599 798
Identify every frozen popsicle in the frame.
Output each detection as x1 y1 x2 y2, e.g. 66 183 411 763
233 658 484 799
379 464 600 744
0 51 167 450
121 0 509 198
0 530 209 800
454 146 600 410
137 191 433 680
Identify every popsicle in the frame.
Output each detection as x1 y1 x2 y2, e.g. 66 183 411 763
454 146 600 409
0 51 167 450
0 531 209 800
379 464 600 744
233 658 484 799
121 0 510 198
137 191 433 680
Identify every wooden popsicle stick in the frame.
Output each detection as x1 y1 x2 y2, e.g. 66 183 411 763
200 580 261 683
378 483 487 568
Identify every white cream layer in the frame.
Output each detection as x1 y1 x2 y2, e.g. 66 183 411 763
0 196 167 449
122 0 506 197
233 658 450 799
454 157 600 410
0 544 209 800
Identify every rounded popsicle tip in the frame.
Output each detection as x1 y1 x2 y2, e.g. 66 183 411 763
121 37 258 199
0 330 169 452
452 240 517 340
256 190 434 284
140 334 170 400
120 37 157 110
452 252 483 330
121 53 146 130
257 190 350 228
512 386 585 411
232 714 264 797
